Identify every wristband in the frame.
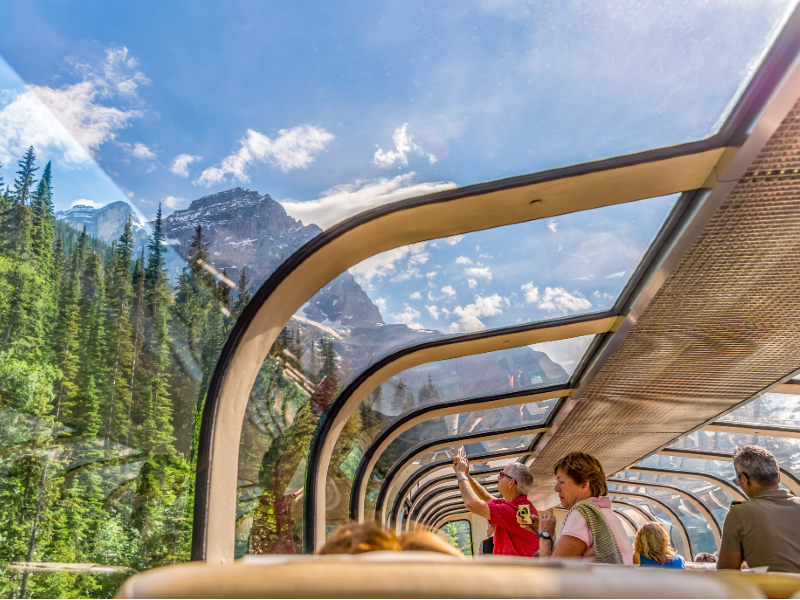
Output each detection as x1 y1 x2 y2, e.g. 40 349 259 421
457 476 469 482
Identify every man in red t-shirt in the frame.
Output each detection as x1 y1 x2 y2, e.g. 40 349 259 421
453 449 539 556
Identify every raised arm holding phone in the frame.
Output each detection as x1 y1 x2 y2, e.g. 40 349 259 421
452 447 540 557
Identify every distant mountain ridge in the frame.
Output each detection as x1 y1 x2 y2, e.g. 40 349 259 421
55 201 149 252
55 188 385 329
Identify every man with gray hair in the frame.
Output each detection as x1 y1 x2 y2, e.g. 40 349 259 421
452 447 539 556
718 445 800 573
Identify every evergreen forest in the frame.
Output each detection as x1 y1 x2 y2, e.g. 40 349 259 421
0 146 273 598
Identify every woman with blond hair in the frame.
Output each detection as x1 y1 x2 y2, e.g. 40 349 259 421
517 452 633 564
633 523 686 569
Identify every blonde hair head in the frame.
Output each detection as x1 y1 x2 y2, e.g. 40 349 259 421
634 522 675 564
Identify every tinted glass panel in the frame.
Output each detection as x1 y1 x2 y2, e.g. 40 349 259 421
668 430 800 477
609 494 690 559
608 483 717 554
438 519 473 557
718 393 800 428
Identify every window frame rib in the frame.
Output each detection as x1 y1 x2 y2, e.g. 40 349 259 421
626 466 745 502
433 511 472 532
192 9 800 559
391 451 529 530
408 471 502 525
655 449 800 495
611 499 658 525
613 508 639 536
349 385 569 521
425 502 472 529
607 478 721 546
703 422 800 439
417 485 500 528
608 491 694 558
372 425 547 524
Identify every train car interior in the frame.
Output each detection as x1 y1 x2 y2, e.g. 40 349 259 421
3 1 800 598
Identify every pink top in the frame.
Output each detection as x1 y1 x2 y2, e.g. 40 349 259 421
559 497 634 564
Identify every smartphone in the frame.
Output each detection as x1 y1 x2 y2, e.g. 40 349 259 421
517 504 532 525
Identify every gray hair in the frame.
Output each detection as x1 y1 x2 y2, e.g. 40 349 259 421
505 463 534 495
733 445 780 487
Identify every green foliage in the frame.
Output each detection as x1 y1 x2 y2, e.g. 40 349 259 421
439 520 473 556
0 148 241 598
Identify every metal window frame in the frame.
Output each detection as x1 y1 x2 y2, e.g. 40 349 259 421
612 508 639 536
612 500 658 525
703 422 800 439
373 425 547 524
608 491 694 558
655 449 800 495
349 385 569 521
192 8 800 559
626 466 745 502
392 453 527 530
417 486 500 528
607 479 721 546
425 502 472 530
433 511 473 533
407 471 502 525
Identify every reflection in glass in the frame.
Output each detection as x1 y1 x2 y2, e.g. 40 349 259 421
609 494 689 559
669 430 800 478
718 393 800 428
325 336 588 529
608 484 716 555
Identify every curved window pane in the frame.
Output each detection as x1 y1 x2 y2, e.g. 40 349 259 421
609 494 690 559
608 484 716 554
616 470 734 526
438 520 473 557
669 430 800 478
369 434 535 523
718 392 800 428
330 338 584 526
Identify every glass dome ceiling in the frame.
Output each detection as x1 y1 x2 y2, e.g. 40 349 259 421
1 1 800 595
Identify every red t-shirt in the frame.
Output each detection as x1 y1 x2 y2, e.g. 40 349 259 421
487 496 539 557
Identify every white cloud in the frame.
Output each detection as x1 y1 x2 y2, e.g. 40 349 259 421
163 195 185 209
537 287 592 314
196 125 334 186
391 267 422 282
605 271 626 279
464 266 492 280
392 305 423 329
468 278 478 289
71 199 106 209
410 291 422 300
375 297 388 313
130 142 155 159
450 293 509 333
350 246 410 283
350 242 430 284
373 123 436 168
521 282 540 303
425 271 437 280
281 172 455 229
170 153 202 177
441 285 457 300
0 47 148 167
455 256 473 265
426 305 440 320
444 235 464 246
547 219 558 233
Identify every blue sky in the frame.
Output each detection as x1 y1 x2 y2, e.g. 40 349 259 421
0 0 795 338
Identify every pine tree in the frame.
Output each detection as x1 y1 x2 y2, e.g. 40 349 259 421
30 175 55 277
232 267 251 317
106 219 135 442
142 204 174 455
187 224 212 288
12 146 38 205
319 335 336 379
129 250 146 444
